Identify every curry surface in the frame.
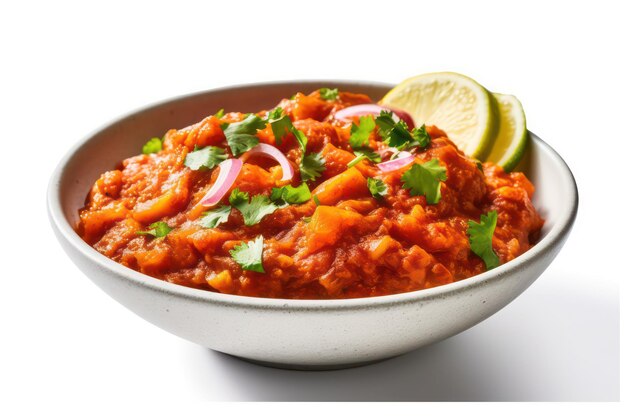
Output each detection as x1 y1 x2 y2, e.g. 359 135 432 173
78 90 544 299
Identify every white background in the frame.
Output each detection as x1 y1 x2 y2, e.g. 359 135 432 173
0 0 623 411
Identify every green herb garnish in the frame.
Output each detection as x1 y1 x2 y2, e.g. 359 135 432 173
270 183 312 205
400 159 447 204
319 88 339 101
214 108 225 118
198 205 231 228
184 146 228 170
229 189 281 226
266 107 293 145
300 152 326 181
136 221 172 238
367 178 388 199
230 235 265 273
467 211 500 270
222 114 266 156
142 137 163 154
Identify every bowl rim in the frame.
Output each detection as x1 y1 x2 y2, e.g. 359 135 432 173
47 80 579 311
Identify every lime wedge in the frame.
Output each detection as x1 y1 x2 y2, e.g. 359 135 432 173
380 72 498 160
486 93 527 172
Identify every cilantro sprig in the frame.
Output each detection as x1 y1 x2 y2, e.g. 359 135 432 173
270 183 311 205
184 146 228 170
347 116 381 167
467 211 500 270
401 159 447 204
230 235 265 273
319 88 339 101
142 137 163 154
222 114 266 156
375 111 431 150
266 107 293 145
136 221 172 238
198 205 231 228
292 126 325 181
367 178 388 199
229 189 280 226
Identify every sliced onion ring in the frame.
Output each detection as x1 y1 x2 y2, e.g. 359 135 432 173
377 152 414 172
200 158 243 207
239 143 295 181
334 104 415 129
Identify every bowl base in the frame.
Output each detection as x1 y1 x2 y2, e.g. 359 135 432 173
227 353 395 371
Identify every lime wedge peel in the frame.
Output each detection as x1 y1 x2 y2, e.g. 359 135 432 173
380 72 498 161
486 93 528 172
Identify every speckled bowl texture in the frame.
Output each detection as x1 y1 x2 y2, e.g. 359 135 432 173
48 81 578 369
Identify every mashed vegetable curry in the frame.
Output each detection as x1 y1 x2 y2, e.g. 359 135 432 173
78 89 544 299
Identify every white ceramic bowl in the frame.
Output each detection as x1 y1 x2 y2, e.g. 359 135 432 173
48 81 578 369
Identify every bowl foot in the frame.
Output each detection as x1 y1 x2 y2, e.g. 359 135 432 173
225 353 395 371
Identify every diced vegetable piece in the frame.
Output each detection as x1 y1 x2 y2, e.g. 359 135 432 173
312 167 368 205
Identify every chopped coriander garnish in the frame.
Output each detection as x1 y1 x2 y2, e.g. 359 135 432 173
347 148 382 168
270 183 311 205
292 126 308 153
142 137 162 154
401 159 447 204
410 124 431 148
319 87 339 101
136 221 172 238
367 178 388 199
300 152 326 181
375 112 431 151
222 114 266 156
198 205 231 228
184 146 228 170
230 235 265 273
467 210 500 270
476 161 484 172
349 116 376 149
313 195 321 206
214 108 225 118
229 188 280 226
289 124 325 181
302 216 312 223
266 107 293 145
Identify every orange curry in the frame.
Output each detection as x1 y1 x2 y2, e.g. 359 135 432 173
78 89 544 299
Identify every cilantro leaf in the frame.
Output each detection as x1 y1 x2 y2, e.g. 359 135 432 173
222 114 266 156
347 147 382 168
228 188 249 207
319 88 339 101
300 152 326 182
467 211 500 270
136 221 172 238
349 116 376 149
214 108 225 118
401 159 447 204
267 107 293 145
198 205 231 228
230 235 265 273
313 195 321 206
270 183 311 205
142 137 162 154
374 110 396 136
229 189 280 226
367 178 388 199
375 112 430 150
291 126 308 153
184 146 228 170
410 124 431 148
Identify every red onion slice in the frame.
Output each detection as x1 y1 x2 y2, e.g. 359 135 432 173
334 104 415 129
200 158 243 207
377 152 414 172
239 143 295 181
